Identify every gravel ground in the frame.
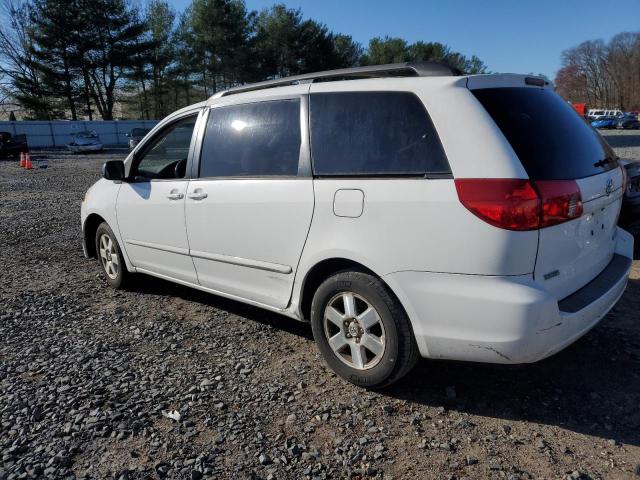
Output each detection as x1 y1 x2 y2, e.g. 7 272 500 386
1 132 640 480
603 130 640 161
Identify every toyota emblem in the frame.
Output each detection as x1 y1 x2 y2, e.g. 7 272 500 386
605 178 613 196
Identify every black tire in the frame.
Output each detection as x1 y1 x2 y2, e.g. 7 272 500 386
310 270 419 389
94 222 130 289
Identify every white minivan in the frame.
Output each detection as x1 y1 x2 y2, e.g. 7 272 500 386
81 62 634 388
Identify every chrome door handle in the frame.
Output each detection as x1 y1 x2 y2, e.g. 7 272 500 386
167 192 184 200
188 189 208 200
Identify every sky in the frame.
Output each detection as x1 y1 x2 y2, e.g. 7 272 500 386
167 0 640 80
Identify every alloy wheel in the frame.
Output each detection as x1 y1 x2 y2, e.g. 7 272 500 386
98 233 119 280
323 291 386 370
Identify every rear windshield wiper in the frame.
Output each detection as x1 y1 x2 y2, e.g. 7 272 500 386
593 156 617 168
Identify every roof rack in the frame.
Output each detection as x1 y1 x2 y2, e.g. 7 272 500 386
217 61 462 98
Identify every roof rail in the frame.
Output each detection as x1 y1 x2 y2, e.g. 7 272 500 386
216 61 462 98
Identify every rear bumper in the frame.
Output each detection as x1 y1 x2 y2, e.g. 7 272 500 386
385 227 634 364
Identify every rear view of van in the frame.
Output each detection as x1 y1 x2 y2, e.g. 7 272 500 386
469 77 627 300
397 74 634 365
301 72 634 382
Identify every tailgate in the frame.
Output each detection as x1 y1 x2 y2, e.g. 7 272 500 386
535 169 624 299
469 78 626 300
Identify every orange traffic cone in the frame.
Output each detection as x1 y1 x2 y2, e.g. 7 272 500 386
20 151 26 168
24 153 33 170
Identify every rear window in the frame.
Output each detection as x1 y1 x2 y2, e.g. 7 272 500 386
473 87 618 180
310 92 450 176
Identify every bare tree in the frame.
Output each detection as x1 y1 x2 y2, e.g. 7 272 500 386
556 32 640 110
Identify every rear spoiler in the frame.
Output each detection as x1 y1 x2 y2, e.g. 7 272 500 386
466 74 552 90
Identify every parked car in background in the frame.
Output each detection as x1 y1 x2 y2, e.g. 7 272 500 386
588 109 605 120
617 114 640 129
126 127 151 150
619 159 640 258
0 131 28 159
81 63 633 388
592 117 618 129
588 109 623 120
67 131 103 153
619 160 640 226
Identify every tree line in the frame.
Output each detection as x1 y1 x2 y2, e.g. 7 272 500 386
555 32 640 111
0 0 487 120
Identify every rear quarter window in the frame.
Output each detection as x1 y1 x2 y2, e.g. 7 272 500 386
310 91 450 176
472 87 617 180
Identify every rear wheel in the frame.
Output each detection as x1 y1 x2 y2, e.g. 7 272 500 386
95 222 130 289
310 271 419 388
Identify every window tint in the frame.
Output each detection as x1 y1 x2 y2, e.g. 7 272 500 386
310 92 450 176
473 88 618 180
134 116 196 180
200 99 301 177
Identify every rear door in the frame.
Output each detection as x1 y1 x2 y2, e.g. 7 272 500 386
185 89 314 309
470 82 624 299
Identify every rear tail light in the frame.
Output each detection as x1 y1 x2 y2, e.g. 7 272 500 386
534 180 583 227
455 179 583 231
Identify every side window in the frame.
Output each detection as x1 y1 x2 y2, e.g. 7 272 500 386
200 99 301 177
310 92 450 176
133 115 197 180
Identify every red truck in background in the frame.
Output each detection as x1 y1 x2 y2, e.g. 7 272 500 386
571 102 587 117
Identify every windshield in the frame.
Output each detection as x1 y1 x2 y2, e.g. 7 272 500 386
472 87 618 180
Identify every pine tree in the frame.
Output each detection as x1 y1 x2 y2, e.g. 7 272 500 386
29 0 83 119
146 0 175 118
78 0 149 119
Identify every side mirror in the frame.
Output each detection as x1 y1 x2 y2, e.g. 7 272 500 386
125 133 130 137
103 160 125 181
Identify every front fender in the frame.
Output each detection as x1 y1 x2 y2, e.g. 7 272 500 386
81 179 134 271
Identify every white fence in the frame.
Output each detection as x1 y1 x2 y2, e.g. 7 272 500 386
0 120 159 148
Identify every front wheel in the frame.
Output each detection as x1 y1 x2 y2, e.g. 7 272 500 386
95 222 130 289
310 271 419 388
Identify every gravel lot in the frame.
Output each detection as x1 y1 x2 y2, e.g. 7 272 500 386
603 130 640 161
1 131 640 480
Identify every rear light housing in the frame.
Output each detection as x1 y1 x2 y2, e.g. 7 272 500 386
455 178 583 231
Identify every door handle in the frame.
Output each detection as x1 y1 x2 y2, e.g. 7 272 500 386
167 192 184 200
188 189 208 201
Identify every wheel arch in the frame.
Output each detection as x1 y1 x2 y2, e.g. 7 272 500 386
83 213 106 258
298 257 401 323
